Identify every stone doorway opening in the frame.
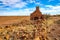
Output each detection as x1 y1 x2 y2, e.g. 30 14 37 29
34 17 39 20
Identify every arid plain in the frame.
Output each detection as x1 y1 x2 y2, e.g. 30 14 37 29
0 16 60 40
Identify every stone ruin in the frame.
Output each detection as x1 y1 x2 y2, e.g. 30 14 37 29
30 6 44 21
30 6 46 40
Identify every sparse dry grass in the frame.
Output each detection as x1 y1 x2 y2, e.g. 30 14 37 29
0 16 60 40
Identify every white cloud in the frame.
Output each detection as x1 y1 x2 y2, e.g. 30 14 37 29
0 8 35 16
12 2 27 8
0 0 60 15
0 0 28 8
27 0 35 3
48 0 54 2
35 2 42 6
40 5 60 15
1 0 20 4
27 0 43 6
0 5 60 16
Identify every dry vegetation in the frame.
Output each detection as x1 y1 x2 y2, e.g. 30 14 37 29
46 16 60 40
0 16 60 40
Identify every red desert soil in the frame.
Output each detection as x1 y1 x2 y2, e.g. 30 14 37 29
0 16 60 40
0 16 30 25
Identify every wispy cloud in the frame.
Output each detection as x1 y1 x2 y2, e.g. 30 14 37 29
0 0 60 15
0 7 35 16
28 0 35 3
41 5 60 15
48 0 54 2
0 0 28 8
12 2 27 8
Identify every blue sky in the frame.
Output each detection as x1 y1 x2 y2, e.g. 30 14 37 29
0 0 60 16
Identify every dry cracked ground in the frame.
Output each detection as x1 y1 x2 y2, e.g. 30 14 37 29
0 16 60 40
